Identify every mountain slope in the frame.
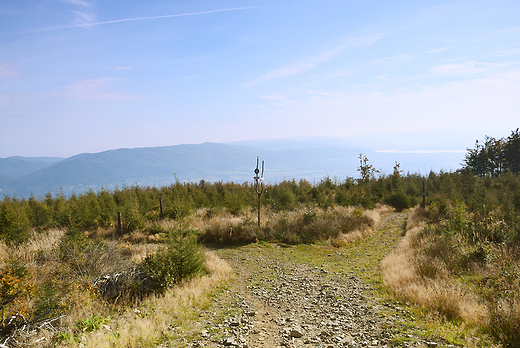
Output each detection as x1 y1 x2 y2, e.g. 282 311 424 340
0 142 464 198
0 156 64 177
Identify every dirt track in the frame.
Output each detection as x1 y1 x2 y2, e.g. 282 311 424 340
188 213 448 348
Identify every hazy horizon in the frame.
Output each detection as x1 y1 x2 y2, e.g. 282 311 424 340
0 131 472 160
2 1 519 158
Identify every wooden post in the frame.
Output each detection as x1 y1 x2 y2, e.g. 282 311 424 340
117 212 122 235
422 181 426 209
257 193 261 227
160 198 164 219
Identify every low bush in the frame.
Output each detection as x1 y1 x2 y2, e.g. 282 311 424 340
197 205 381 245
385 191 411 211
488 298 520 348
384 194 520 347
141 226 206 293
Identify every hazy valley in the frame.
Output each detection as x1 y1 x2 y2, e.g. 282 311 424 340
0 138 464 199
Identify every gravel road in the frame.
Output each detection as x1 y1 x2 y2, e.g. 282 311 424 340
188 213 448 348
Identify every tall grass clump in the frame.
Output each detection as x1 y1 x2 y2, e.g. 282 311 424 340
54 250 232 348
381 206 487 324
383 169 520 347
196 204 387 245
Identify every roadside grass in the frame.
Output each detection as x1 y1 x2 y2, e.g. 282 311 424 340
56 250 234 347
225 210 495 347
0 204 386 347
2 204 501 347
381 206 501 347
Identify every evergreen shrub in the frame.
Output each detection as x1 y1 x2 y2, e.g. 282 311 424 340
141 226 205 293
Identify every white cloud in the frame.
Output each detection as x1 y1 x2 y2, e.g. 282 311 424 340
244 32 387 87
60 0 96 27
61 0 92 7
428 62 508 76
252 70 520 139
71 9 96 26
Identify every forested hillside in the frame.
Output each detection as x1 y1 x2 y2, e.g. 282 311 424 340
0 140 464 199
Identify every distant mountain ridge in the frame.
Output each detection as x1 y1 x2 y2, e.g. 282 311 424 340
0 156 64 177
0 140 465 199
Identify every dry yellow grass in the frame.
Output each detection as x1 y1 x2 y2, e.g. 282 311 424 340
62 250 233 348
191 204 390 245
335 204 392 245
381 206 487 325
0 228 65 267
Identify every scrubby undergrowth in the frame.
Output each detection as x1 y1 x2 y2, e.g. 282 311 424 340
192 204 391 245
0 203 388 347
383 205 520 348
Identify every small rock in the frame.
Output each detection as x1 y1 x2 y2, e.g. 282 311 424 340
290 328 304 338
222 337 238 346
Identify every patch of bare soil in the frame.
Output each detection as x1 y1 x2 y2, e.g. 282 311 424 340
186 213 450 348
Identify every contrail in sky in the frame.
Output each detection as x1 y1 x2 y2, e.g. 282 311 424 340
10 6 261 35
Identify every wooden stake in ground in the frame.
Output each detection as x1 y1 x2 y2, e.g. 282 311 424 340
253 157 265 227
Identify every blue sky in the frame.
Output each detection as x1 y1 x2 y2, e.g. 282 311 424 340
1 0 519 157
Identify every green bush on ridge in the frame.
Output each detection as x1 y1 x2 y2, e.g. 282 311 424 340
141 226 206 292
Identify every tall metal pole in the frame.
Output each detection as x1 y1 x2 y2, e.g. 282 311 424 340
253 157 265 227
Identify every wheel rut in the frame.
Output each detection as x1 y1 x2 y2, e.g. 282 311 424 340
191 212 447 348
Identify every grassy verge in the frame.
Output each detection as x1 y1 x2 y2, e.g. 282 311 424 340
52 250 233 347
381 206 501 347
0 204 386 347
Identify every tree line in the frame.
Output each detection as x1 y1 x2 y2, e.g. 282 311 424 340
463 128 520 177
0 167 424 244
1 128 519 244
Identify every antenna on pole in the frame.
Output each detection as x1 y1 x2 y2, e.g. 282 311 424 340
253 156 265 227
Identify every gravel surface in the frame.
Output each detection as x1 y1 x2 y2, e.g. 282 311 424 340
187 213 449 348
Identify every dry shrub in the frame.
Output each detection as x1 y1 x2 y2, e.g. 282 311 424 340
85 227 114 239
406 206 427 231
121 229 149 244
488 297 520 348
271 205 379 243
334 204 391 246
381 206 486 324
128 243 160 263
381 224 422 289
196 209 261 244
195 205 385 245
0 229 65 268
429 282 485 323
70 250 233 348
335 230 364 245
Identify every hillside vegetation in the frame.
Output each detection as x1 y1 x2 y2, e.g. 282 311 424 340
0 141 464 198
0 129 519 347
